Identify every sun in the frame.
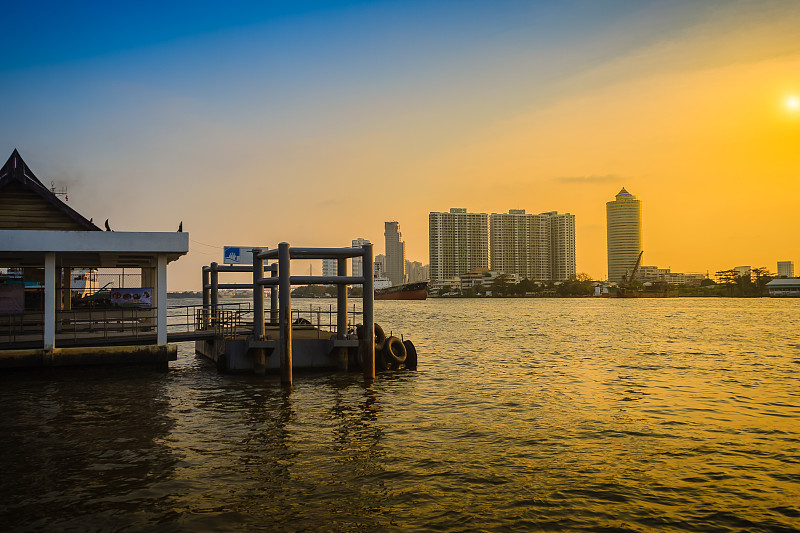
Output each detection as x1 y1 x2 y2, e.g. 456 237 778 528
786 95 800 112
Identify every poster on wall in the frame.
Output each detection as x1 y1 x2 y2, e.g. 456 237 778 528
111 288 152 307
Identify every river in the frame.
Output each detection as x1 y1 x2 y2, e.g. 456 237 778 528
1 297 799 532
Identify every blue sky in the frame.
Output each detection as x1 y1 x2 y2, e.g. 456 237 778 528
2 1 799 288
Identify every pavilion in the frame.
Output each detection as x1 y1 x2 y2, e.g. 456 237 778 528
0 149 188 367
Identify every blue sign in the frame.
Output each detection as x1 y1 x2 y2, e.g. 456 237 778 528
224 246 262 265
224 247 241 264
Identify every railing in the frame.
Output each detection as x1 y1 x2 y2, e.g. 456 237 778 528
0 302 253 347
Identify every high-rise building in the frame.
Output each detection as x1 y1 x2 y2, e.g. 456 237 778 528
405 260 429 283
374 254 386 279
489 210 549 281
606 188 642 284
322 258 337 277
384 222 406 286
429 208 489 283
489 210 576 282
778 261 795 278
547 211 576 281
351 237 369 278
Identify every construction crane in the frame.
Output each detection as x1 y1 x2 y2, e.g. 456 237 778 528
627 250 644 285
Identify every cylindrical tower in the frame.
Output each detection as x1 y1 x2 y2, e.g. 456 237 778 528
606 188 642 284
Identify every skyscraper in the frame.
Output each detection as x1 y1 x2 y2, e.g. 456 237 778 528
351 237 370 278
606 188 642 284
322 258 337 277
384 222 406 286
489 210 549 281
778 261 794 278
548 212 576 281
429 208 489 283
489 209 575 282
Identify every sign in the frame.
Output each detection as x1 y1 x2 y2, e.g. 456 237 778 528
111 288 152 307
224 246 266 265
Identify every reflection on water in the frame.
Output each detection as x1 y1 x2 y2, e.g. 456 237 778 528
1 298 799 532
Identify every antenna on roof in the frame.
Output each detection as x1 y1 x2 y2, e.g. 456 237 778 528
50 181 68 202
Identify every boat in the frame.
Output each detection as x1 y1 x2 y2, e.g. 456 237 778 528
375 281 428 300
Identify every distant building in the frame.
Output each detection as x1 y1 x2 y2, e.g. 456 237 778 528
546 211 577 281
322 258 337 277
374 254 386 279
351 237 369 278
778 261 794 278
766 278 800 297
489 209 575 282
405 260 428 283
734 265 751 281
429 208 489 284
606 188 642 284
636 265 706 286
459 269 520 292
384 222 406 286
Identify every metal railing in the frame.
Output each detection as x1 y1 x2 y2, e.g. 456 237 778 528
0 302 253 347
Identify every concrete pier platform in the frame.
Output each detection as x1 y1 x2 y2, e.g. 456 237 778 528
196 325 359 374
0 344 176 369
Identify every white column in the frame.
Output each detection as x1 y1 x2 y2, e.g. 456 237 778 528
44 252 56 350
157 254 168 345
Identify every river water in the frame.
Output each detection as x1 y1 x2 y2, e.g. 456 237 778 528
1 297 799 532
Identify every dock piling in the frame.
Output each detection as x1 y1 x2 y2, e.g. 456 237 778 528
362 243 375 383
278 243 292 386
252 249 266 374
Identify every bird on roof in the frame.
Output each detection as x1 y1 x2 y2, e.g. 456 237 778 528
178 221 183 232
105 219 112 231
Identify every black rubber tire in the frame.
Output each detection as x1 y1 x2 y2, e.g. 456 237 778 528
403 340 417 370
382 336 407 369
374 324 386 351
376 350 393 371
356 323 386 351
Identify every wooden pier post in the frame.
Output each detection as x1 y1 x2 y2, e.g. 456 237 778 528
278 243 292 386
210 262 219 324
362 243 375 383
270 265 278 324
336 256 349 371
252 249 266 375
202 267 210 328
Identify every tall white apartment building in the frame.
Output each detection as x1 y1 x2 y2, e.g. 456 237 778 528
547 211 576 281
489 210 549 281
384 222 406 286
350 237 369 278
489 210 575 282
429 208 489 283
322 258 337 277
778 261 795 278
606 188 642 284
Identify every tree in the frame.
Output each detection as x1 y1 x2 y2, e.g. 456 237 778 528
752 267 773 296
575 272 593 282
490 276 509 297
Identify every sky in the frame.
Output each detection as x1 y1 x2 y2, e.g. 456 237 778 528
2 0 799 290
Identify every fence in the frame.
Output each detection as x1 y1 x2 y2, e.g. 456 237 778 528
0 302 252 348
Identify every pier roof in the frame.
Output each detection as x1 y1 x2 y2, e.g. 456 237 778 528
0 230 188 267
0 149 100 231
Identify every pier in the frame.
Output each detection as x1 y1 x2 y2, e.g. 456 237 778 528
196 243 378 384
1 150 413 381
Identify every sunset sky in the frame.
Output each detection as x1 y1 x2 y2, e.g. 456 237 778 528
2 0 799 290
